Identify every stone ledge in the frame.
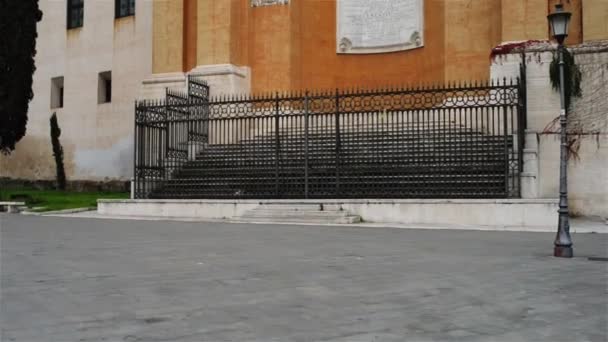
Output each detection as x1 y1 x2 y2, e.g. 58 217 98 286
142 72 187 85
189 64 250 79
98 198 557 205
493 39 608 57
98 198 558 228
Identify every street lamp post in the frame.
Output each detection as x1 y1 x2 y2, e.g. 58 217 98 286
547 4 573 258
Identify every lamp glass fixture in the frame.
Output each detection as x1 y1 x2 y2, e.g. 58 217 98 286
547 4 572 43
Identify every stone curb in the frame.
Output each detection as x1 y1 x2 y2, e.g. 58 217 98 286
41 212 608 234
21 207 96 216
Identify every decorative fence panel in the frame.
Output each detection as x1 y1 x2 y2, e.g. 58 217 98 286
134 70 526 199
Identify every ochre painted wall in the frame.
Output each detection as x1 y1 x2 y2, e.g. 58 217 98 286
183 0 198 71
197 0 232 66
501 0 549 42
444 0 502 82
153 0 597 93
293 0 446 91
582 0 608 41
152 0 183 74
248 3 294 93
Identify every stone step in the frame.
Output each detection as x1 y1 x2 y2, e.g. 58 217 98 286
237 204 361 224
163 175 506 185
242 209 350 217
236 215 362 224
210 136 511 148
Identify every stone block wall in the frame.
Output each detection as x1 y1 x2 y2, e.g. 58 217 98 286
491 40 608 218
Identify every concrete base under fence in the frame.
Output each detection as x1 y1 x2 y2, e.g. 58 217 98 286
98 198 559 229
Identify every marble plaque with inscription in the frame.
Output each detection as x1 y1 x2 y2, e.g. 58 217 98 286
336 0 424 54
251 0 288 7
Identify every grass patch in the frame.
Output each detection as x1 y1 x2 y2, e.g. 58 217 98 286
0 188 129 212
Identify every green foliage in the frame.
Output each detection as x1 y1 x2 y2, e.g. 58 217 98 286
0 0 43 154
549 48 582 111
50 113 66 190
0 188 129 212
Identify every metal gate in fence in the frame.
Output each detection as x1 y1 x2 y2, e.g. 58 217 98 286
134 68 527 199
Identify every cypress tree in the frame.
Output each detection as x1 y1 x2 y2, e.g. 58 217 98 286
50 113 66 190
0 0 43 154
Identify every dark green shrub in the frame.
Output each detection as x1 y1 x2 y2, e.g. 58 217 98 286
50 113 66 190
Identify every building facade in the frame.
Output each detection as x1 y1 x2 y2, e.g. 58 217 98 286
1 0 606 219
1 0 152 183
145 0 606 97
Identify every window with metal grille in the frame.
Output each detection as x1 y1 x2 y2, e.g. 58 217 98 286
115 0 135 18
67 0 83 29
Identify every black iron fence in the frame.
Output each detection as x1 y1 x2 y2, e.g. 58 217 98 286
134 71 526 199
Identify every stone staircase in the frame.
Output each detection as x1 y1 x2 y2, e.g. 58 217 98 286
237 203 361 224
149 123 514 199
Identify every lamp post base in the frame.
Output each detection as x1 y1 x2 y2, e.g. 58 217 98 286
554 245 573 258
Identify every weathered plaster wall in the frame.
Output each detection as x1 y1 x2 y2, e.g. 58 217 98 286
570 49 608 133
0 0 152 182
491 42 608 218
538 134 607 218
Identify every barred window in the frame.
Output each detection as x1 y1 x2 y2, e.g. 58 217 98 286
116 0 135 18
67 0 83 29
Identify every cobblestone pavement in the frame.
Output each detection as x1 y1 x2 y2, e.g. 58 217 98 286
1 214 606 342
